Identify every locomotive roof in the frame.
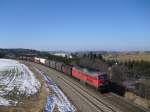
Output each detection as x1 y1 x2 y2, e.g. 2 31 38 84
73 66 106 77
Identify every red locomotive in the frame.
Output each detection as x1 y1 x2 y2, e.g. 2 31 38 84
72 66 109 90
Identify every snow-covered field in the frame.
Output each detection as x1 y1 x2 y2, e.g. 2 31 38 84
0 59 41 106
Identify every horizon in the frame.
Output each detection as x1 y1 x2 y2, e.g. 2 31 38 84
0 0 150 51
1 47 150 53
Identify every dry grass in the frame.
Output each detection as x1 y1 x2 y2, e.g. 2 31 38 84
104 53 150 62
125 92 150 109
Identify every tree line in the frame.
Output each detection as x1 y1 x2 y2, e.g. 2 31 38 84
74 53 150 99
108 60 150 99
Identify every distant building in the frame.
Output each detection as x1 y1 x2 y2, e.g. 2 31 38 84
53 53 73 59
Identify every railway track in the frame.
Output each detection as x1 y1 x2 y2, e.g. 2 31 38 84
57 75 118 112
29 62 150 112
33 64 120 112
36 68 117 112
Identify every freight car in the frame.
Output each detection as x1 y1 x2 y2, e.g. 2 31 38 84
45 59 50 67
55 62 63 72
34 57 40 63
49 60 56 69
62 64 72 75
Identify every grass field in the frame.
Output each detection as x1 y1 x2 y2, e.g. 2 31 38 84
104 53 150 62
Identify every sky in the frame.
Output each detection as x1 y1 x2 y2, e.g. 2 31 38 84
0 0 150 51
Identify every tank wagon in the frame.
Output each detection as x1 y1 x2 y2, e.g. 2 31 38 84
32 57 109 91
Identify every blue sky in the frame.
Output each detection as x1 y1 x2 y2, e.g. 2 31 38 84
0 0 150 51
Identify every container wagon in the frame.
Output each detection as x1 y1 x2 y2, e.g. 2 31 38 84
34 57 40 63
34 57 46 65
39 58 46 65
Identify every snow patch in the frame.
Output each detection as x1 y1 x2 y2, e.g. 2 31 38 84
0 97 17 106
35 68 76 112
45 96 55 112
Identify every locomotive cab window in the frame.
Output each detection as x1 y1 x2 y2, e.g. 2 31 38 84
98 74 107 80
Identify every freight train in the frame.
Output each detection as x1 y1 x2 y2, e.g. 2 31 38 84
20 56 110 91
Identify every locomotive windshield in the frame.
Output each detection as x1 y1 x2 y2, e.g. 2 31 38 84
98 74 108 80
